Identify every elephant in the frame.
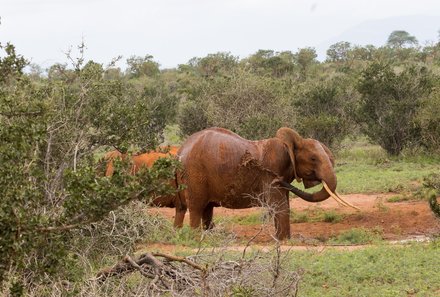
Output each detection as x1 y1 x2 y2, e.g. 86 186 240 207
103 146 187 227
177 127 353 240
104 146 180 176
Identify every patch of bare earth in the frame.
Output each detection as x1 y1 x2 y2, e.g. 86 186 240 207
148 193 440 247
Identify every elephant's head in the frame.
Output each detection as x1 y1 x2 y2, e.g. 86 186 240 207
276 127 337 203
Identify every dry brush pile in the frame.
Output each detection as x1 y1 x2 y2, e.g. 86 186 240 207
94 244 302 297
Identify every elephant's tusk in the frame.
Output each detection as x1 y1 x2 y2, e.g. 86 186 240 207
322 182 348 207
322 181 360 211
335 191 361 211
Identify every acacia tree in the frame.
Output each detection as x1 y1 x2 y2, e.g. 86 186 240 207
326 41 352 63
387 30 418 48
243 49 295 77
126 55 160 78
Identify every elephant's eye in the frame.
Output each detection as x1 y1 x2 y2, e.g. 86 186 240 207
310 156 317 162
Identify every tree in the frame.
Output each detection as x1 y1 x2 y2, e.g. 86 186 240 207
244 49 295 77
294 77 356 147
294 47 317 80
357 62 433 155
194 52 238 77
386 30 418 48
326 41 352 63
0 42 27 82
126 55 160 78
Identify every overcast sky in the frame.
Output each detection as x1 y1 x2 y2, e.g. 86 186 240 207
1 0 440 69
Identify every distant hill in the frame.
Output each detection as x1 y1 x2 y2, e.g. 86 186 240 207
317 15 440 60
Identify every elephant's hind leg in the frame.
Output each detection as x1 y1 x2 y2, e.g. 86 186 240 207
173 205 187 228
202 203 215 230
187 182 209 230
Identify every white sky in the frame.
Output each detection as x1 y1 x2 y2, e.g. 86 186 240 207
1 0 439 69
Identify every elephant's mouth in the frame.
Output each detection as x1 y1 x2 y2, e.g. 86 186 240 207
303 179 320 189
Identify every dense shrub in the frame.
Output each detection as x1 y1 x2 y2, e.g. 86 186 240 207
178 69 296 139
417 88 440 151
203 70 296 140
0 43 179 290
178 100 209 136
357 62 434 155
293 77 358 147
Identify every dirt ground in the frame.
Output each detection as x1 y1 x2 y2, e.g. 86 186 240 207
149 193 440 245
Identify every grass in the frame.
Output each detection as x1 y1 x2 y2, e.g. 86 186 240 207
333 139 440 194
291 209 345 223
142 216 237 248
289 240 440 297
219 212 267 225
387 194 413 203
220 209 345 226
328 227 383 245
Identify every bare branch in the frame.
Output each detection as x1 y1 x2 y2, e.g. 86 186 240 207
152 252 206 272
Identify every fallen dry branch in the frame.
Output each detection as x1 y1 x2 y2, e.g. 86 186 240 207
152 252 206 272
96 253 162 281
96 249 303 296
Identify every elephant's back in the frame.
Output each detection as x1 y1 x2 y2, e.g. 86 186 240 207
178 128 259 168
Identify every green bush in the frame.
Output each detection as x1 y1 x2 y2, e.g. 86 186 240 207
203 70 295 140
357 62 435 155
178 100 209 136
294 77 357 147
417 89 440 151
423 173 440 219
0 42 179 290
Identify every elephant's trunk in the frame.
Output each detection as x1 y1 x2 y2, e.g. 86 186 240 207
279 173 337 203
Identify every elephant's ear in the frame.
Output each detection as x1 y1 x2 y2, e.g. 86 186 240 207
320 142 335 167
275 127 303 183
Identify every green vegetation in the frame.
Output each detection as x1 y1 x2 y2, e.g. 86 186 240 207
387 194 413 203
223 212 266 225
291 241 440 297
220 209 345 226
0 42 179 288
335 139 440 194
329 227 383 244
423 173 440 218
291 209 345 223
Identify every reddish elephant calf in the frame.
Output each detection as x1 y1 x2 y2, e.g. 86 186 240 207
103 146 186 227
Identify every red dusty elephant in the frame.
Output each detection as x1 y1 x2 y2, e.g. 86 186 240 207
104 146 187 227
177 127 355 240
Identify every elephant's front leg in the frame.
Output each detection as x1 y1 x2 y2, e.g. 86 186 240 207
269 189 291 240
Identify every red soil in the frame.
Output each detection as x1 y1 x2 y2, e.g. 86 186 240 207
149 193 440 244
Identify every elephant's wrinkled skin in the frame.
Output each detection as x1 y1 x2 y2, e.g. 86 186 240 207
178 127 337 239
104 146 186 227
